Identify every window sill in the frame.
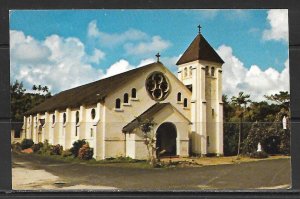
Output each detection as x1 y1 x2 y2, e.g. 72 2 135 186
131 98 139 101
114 108 124 112
123 103 132 107
183 107 190 110
177 101 183 104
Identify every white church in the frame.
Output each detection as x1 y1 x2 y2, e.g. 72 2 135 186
22 28 225 160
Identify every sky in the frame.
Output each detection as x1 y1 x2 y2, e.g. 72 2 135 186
9 9 289 101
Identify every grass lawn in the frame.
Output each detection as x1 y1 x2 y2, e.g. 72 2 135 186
13 152 154 169
13 151 290 169
160 155 290 166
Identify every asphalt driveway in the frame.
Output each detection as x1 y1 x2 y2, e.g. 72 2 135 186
12 153 291 190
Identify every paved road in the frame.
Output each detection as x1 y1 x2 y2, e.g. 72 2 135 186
12 153 291 190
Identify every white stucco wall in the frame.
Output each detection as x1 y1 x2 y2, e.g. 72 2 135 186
126 104 190 159
103 64 191 158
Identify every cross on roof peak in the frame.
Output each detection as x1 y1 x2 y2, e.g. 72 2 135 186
156 52 161 62
198 25 202 34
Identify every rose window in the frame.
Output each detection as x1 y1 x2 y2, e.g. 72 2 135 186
146 72 170 101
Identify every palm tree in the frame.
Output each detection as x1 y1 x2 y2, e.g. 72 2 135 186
231 92 251 157
32 85 37 91
38 85 42 92
42 86 49 94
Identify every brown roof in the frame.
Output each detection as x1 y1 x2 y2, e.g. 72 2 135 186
176 34 224 65
25 62 162 115
122 102 191 133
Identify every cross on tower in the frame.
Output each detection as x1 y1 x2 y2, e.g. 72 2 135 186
198 25 202 34
156 52 161 62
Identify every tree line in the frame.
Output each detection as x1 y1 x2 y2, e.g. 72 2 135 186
223 91 290 156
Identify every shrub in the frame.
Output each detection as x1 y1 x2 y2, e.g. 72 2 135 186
11 142 22 152
20 139 34 150
61 149 73 157
38 140 52 155
51 144 63 155
78 143 93 160
249 151 269 159
31 142 44 153
70 139 87 157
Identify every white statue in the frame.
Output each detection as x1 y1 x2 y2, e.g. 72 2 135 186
282 116 287 130
257 142 262 152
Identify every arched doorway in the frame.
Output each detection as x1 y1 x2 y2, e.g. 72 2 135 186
156 122 177 157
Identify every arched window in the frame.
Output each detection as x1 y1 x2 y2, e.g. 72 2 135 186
115 98 121 109
63 113 66 124
211 67 215 76
131 88 137 98
91 109 96 119
76 111 79 124
124 93 129 104
205 66 209 75
183 98 188 108
52 115 55 124
189 66 193 76
184 67 188 77
177 92 182 102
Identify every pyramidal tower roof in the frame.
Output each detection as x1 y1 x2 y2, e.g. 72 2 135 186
176 33 224 65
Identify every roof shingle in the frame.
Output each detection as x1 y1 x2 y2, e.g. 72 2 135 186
176 34 224 65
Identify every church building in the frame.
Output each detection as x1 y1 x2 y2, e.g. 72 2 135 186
22 28 225 160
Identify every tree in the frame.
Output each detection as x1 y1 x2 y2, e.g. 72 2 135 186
32 85 37 91
264 91 290 109
231 92 251 157
136 117 158 166
247 101 280 122
243 108 290 155
42 86 49 93
11 80 52 122
11 80 27 121
37 85 42 92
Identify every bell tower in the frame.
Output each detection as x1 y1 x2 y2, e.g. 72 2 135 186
176 26 224 156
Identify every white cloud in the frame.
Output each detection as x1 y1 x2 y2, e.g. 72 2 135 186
87 20 148 47
103 59 135 78
10 30 51 64
196 9 250 20
103 58 160 78
263 9 288 42
217 45 289 101
137 58 156 67
160 54 182 70
198 9 220 19
103 54 181 79
124 36 171 56
10 29 173 94
87 48 105 64
88 20 171 56
10 30 104 93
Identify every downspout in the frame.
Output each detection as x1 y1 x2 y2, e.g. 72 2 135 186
124 131 126 157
